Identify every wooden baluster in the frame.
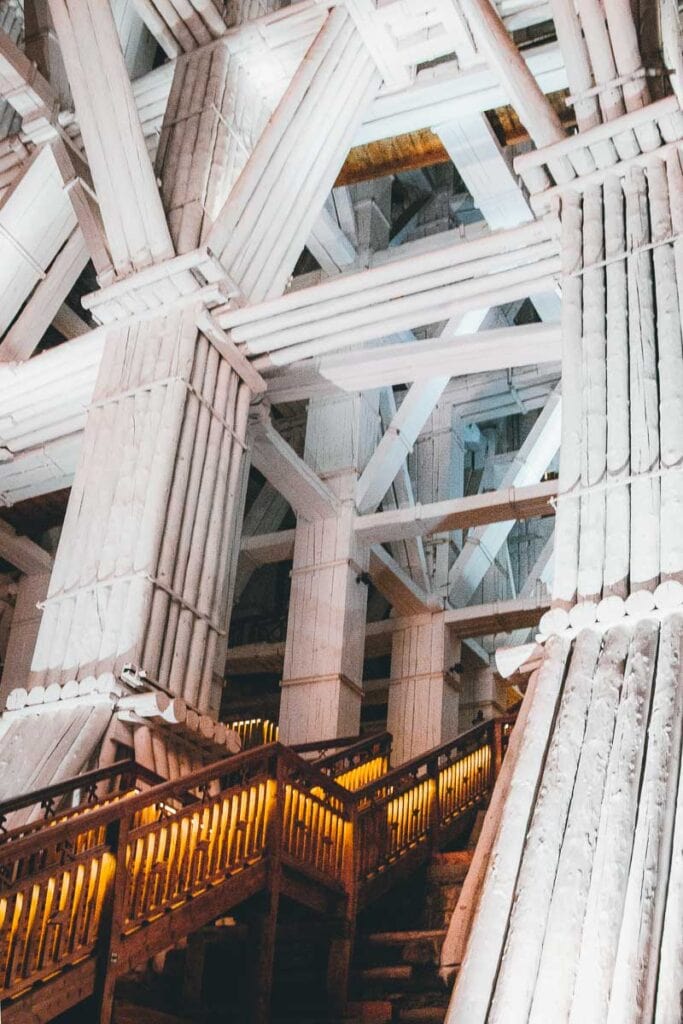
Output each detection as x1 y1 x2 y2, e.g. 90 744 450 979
327 797 358 1014
492 720 504 786
249 751 283 1024
94 811 130 1024
428 756 441 852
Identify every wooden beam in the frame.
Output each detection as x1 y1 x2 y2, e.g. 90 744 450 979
0 229 89 362
48 0 174 274
307 198 357 275
378 389 431 594
217 221 559 368
368 544 443 615
355 309 492 515
356 377 451 515
0 23 56 131
355 480 558 544
240 529 295 570
0 518 54 574
52 301 90 339
249 412 340 522
444 595 551 638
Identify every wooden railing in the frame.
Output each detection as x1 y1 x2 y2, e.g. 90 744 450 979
353 719 507 894
0 716 514 1023
228 717 279 749
0 761 161 844
314 731 391 791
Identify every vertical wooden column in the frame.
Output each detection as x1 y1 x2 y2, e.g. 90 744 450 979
29 306 252 714
279 392 380 745
413 400 461 598
0 572 50 699
387 612 460 765
552 161 682 610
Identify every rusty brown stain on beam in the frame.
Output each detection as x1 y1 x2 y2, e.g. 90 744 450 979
335 93 577 186
336 129 451 186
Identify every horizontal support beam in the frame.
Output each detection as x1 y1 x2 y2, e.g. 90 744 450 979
443 596 551 638
355 480 558 544
238 482 557 562
308 322 561 393
216 221 558 367
225 595 551 673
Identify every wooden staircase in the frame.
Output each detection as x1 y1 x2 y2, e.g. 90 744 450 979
0 717 513 1023
348 849 476 1024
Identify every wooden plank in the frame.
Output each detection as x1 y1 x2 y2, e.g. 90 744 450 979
355 480 558 544
0 517 54 574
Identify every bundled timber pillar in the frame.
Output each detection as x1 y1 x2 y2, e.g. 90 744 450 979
447 54 683 1018
26 0 382 741
0 571 50 700
552 157 683 610
29 306 253 715
387 612 460 765
279 392 380 745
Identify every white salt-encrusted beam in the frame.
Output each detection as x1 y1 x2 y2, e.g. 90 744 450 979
0 228 89 363
48 0 174 274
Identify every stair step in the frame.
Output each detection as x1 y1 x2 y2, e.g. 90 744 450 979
348 1001 393 1023
359 964 413 983
364 930 447 946
397 1008 446 1023
114 1003 191 1024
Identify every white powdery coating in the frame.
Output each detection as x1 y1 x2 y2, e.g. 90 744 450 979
597 594 626 623
489 628 603 1024
539 607 571 636
445 634 571 1024
569 600 598 629
654 625 683 1023
654 580 683 610
569 617 659 1024
529 623 630 1023
608 614 683 1023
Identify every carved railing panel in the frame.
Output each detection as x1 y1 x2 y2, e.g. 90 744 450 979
0 845 113 1000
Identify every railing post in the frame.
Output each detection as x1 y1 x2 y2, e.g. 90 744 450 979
427 754 441 855
327 798 359 1013
249 749 283 1024
95 813 130 1024
493 719 504 782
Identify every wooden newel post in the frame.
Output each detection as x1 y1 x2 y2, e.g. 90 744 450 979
327 799 359 1012
492 719 504 782
250 750 284 1024
428 755 441 855
96 814 131 1024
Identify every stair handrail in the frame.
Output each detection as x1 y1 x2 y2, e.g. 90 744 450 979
0 759 162 837
351 717 503 802
313 731 391 770
349 714 516 888
0 716 516 1015
291 733 374 757
0 742 354 874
